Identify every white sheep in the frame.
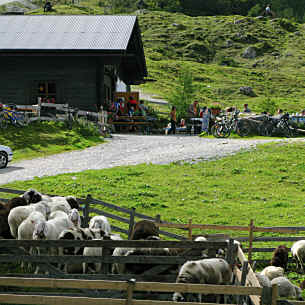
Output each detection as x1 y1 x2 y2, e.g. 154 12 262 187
255 273 271 288
83 239 103 274
22 189 79 210
17 210 46 271
68 208 81 228
48 210 68 220
260 266 284 281
271 276 303 300
173 258 233 302
291 240 305 272
89 215 111 235
8 201 50 238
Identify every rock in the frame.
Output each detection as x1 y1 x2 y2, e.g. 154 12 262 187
271 51 280 56
284 52 293 57
239 86 256 97
172 23 186 30
242 47 257 59
225 40 233 48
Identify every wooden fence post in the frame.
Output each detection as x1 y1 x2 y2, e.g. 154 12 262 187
188 219 193 240
248 219 254 265
83 194 91 228
238 261 249 305
126 278 136 305
128 207 136 240
226 238 235 266
271 284 278 305
155 214 161 235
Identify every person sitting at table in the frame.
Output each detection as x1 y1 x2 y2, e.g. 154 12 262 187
127 96 138 113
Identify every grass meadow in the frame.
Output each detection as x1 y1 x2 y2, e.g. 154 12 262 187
0 121 104 162
1 139 305 290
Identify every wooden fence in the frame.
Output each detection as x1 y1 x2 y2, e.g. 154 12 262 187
0 239 235 282
1 188 305 267
0 275 277 305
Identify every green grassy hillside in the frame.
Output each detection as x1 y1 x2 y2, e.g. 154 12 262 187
18 6 305 112
135 11 305 112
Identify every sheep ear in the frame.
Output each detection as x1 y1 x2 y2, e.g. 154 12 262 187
31 220 35 224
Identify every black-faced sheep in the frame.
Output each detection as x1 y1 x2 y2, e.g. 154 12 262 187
173 258 233 302
58 227 106 273
270 245 289 271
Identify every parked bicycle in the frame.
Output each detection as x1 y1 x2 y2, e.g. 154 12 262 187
259 113 296 137
0 106 28 128
212 110 248 138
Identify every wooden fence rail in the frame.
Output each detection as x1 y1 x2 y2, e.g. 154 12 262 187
1 188 305 267
0 276 276 305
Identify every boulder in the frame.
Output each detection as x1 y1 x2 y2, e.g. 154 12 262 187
242 47 257 59
239 86 256 97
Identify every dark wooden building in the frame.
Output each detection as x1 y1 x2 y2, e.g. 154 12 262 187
0 15 147 111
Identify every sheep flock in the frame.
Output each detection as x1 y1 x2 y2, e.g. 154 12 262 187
1 189 305 302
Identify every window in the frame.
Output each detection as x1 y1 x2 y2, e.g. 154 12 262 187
35 81 57 103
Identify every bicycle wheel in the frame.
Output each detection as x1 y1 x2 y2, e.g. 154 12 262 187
217 125 230 138
236 121 250 137
211 124 221 138
0 115 8 129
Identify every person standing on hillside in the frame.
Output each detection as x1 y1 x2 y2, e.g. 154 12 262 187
263 4 275 17
168 106 177 135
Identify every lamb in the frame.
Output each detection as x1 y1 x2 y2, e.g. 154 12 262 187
68 208 81 228
17 210 46 271
270 245 289 271
18 211 46 241
271 276 303 300
291 240 305 272
173 258 233 302
8 201 50 238
260 266 284 281
89 215 111 235
48 210 68 220
83 238 104 274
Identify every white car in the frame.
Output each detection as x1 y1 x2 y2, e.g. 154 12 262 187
0 145 13 168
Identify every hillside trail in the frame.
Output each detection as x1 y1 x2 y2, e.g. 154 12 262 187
138 89 168 105
0 134 299 185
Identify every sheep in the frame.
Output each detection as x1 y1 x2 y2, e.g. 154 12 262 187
22 189 79 210
173 258 233 302
89 215 111 235
260 266 284 281
129 220 159 240
17 211 46 271
270 245 289 271
68 208 81 228
291 240 305 272
48 210 68 220
8 201 50 238
83 238 104 274
0 197 28 239
255 273 271 288
271 276 303 300
58 227 106 273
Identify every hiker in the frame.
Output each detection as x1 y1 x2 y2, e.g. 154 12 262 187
263 4 275 17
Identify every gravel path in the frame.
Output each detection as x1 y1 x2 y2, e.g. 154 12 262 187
0 134 282 185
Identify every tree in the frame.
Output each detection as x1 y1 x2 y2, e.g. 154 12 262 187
168 68 196 120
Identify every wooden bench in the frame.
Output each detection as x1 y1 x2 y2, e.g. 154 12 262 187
112 121 152 134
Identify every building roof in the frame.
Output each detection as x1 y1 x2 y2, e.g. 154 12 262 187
0 15 135 50
0 15 147 82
